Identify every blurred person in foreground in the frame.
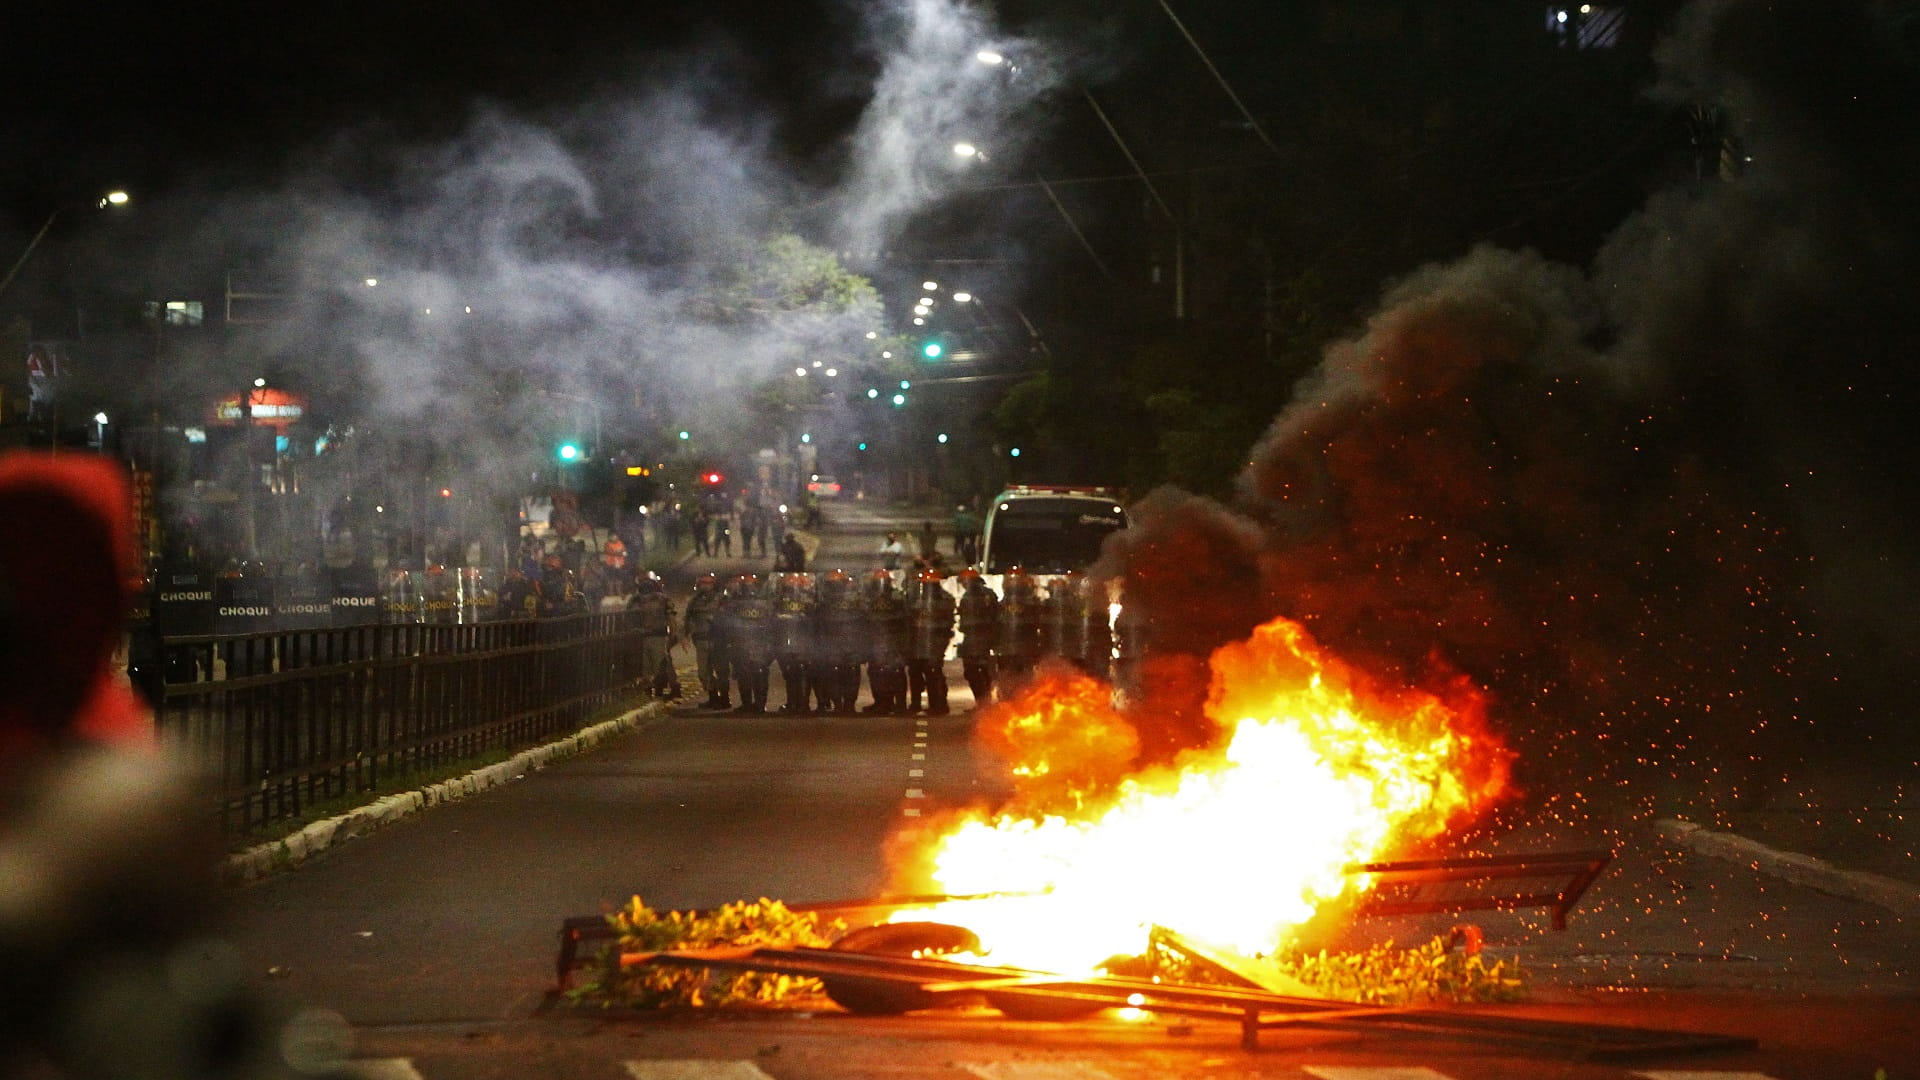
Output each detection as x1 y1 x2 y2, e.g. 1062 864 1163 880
0 452 314 1079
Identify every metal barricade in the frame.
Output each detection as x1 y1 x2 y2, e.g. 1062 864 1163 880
155 609 647 835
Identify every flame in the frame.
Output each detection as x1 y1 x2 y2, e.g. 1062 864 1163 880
892 616 1510 974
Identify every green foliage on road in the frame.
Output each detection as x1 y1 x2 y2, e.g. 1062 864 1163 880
1269 936 1526 1005
572 896 845 1008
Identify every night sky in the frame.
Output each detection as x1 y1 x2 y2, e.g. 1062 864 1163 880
5 1 863 225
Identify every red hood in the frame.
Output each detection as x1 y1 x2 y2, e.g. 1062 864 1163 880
0 452 151 752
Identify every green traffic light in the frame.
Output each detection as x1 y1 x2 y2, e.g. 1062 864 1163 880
922 341 943 359
557 442 581 461
857 442 868 451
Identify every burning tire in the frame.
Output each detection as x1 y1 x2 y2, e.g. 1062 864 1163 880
821 921 981 1015
983 992 1105 1022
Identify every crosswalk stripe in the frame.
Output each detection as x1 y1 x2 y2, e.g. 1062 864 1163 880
623 1062 776 1080
961 1064 1120 1080
1305 1060 1451 1068
340 1060 424 1080
1632 1073 1783 1080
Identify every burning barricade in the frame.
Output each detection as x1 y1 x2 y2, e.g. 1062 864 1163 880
556 616 1745 1058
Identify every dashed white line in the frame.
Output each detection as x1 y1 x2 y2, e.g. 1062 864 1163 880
962 1064 1120 1080
338 1061 424 1080
905 788 926 798
908 768 924 777
1633 1073 1783 1080
1297 1060 1443 1068
624 1062 776 1080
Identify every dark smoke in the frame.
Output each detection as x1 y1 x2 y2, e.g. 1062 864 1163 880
1102 0 1920 815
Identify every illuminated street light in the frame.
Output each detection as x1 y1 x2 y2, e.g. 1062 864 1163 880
825 368 838 377
913 305 930 316
892 393 906 406
365 278 379 287
913 317 925 326
922 280 939 291
937 433 948 444
953 142 979 158
678 430 690 440
93 411 109 425
253 377 267 387
976 49 1005 66
795 367 808 376
801 433 811 443
881 351 893 359
867 388 880 399
1010 447 1022 457
0 188 134 302
865 330 878 339
953 291 973 303
918 296 934 306
812 360 823 367
900 380 911 389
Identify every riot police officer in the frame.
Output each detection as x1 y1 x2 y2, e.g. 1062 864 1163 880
496 567 537 620
771 572 816 713
724 574 773 713
995 567 1045 689
683 573 726 708
1047 570 1111 680
537 553 582 617
629 571 676 697
955 569 999 708
814 569 866 714
421 563 456 624
863 570 909 715
906 569 955 715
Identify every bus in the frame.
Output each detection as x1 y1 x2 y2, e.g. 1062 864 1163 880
974 485 1128 586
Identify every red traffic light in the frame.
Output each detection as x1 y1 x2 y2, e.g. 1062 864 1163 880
705 472 723 485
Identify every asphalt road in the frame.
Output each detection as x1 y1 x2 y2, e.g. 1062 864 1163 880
222 500 1920 1079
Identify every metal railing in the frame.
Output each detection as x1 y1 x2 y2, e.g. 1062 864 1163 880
155 610 647 835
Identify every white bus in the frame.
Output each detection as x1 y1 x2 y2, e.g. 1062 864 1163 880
974 485 1128 588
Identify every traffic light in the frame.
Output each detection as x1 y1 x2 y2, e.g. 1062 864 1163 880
921 339 943 359
703 471 725 486
556 440 582 462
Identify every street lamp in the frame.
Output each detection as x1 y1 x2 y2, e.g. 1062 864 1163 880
0 189 132 302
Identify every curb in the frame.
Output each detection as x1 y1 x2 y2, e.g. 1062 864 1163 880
1655 818 1920 918
225 701 670 884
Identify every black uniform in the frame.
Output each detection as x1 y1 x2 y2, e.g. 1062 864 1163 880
814 573 867 714
684 579 725 706
724 578 773 713
995 571 1045 688
955 576 999 707
906 575 956 714
1048 574 1111 681
864 574 909 715
771 573 816 713
630 585 676 697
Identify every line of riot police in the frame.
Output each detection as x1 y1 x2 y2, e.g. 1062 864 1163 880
676 566 1115 716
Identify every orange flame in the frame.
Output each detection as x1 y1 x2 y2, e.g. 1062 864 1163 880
892 616 1510 974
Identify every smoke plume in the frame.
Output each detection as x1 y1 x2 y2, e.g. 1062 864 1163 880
1103 0 1920 811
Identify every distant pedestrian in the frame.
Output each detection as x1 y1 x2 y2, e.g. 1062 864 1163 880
716 515 733 557
879 532 905 572
918 520 938 560
691 507 710 557
776 532 806 573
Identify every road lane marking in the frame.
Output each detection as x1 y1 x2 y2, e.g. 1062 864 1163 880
340 1061 424 1080
962 1064 1120 1080
624 1061 776 1080
903 807 922 817
909 768 924 777
912 753 926 760
1632 1073 1783 1080
906 788 926 798
1305 1060 1451 1068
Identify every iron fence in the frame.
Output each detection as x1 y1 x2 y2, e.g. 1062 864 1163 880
155 610 648 835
